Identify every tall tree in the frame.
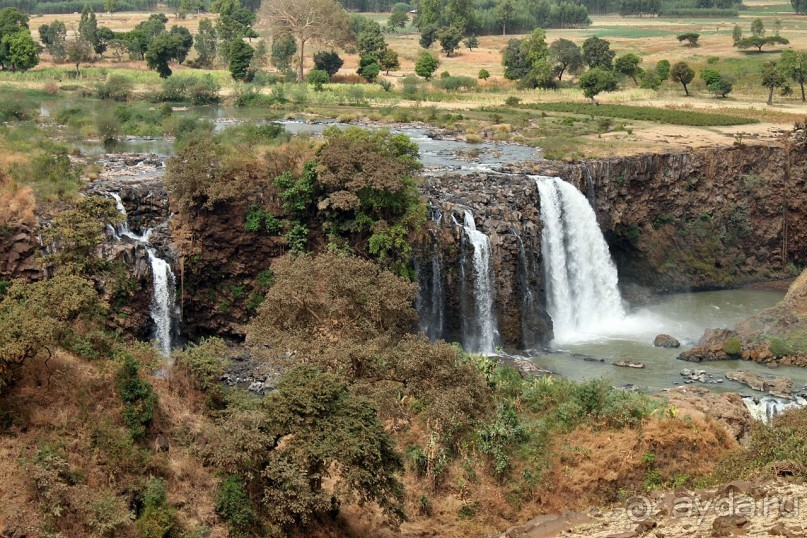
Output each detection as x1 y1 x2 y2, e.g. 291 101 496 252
39 20 67 62
194 18 218 68
169 25 193 64
614 53 642 85
495 0 514 36
229 39 254 81
5 30 37 71
549 38 582 81
66 36 94 77
670 61 694 96
270 33 296 72
780 49 807 101
582 36 614 69
260 0 352 82
578 66 617 104
761 60 787 106
78 5 98 52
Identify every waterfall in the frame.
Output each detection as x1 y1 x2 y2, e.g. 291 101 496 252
743 395 807 424
416 208 445 341
460 210 498 354
535 176 625 344
109 192 178 356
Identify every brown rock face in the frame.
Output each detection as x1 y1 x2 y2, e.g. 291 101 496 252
661 386 753 442
0 223 42 282
678 329 739 362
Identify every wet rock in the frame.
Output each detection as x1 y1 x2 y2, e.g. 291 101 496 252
614 360 645 369
679 368 722 384
725 371 794 397
499 356 553 378
653 334 680 348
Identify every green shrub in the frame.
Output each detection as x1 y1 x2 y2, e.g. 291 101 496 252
96 75 134 101
135 477 177 538
505 96 521 107
769 337 793 358
175 337 228 390
307 69 330 91
433 75 477 91
187 74 220 105
723 336 742 356
116 353 157 441
215 475 256 535
477 403 527 480
478 69 490 80
0 93 36 121
87 492 133 537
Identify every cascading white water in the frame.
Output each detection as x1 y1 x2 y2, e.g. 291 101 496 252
743 395 807 424
461 210 498 354
147 248 177 356
109 192 177 356
535 176 625 344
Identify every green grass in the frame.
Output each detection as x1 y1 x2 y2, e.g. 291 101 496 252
524 102 758 126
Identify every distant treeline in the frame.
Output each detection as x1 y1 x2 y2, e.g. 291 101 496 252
618 0 741 16
0 0 157 14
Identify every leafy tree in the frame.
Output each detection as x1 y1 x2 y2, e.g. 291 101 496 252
66 37 94 77
116 352 158 441
169 25 193 64
39 20 67 63
436 25 462 57
735 35 790 52
521 59 557 89
251 39 268 68
387 7 408 31
378 48 400 74
732 24 743 44
313 50 343 77
549 38 583 81
0 7 29 70
780 49 807 101
751 17 765 37
761 60 787 105
307 68 329 90
194 18 218 68
638 68 661 89
495 0 515 35
579 66 618 104
229 39 254 81
418 23 438 49
478 68 489 79
357 55 380 81
670 60 694 96
464 35 478 50
502 29 548 81
261 0 352 82
78 5 98 53
676 32 699 47
4 30 37 71
656 59 670 81
104 0 119 17
614 53 642 85
357 19 386 59
415 50 439 80
793 0 807 14
699 69 732 97
582 36 614 69
270 33 296 72
145 33 185 78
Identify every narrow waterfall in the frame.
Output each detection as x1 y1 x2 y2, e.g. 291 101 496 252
460 210 498 354
535 176 625 344
109 193 178 356
743 396 807 424
417 208 445 341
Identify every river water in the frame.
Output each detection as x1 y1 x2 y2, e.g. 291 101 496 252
529 288 807 395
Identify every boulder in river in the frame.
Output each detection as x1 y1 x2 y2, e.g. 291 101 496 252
653 334 680 348
678 328 739 362
613 360 645 369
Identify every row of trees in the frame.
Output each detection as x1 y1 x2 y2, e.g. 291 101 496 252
733 18 789 52
37 1 261 80
499 31 807 105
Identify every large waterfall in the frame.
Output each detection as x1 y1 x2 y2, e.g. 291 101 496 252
535 176 625 344
110 193 178 356
460 210 498 354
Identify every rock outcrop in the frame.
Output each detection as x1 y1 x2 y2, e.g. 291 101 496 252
678 329 740 362
653 334 680 348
